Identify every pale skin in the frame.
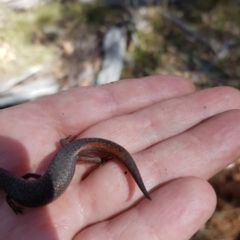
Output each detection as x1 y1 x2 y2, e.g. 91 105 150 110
1 75 240 239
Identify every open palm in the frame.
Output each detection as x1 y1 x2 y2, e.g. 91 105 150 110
1 75 240 240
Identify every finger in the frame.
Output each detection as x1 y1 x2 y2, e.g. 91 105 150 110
75 177 216 240
0 75 194 140
140 109 240 186
82 86 240 152
36 75 195 134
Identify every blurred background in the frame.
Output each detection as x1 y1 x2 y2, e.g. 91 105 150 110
1 0 240 238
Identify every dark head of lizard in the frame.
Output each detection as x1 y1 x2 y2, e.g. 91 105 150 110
0 136 151 214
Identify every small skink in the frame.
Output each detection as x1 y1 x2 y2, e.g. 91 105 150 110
0 136 151 214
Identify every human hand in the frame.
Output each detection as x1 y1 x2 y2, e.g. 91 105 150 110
1 75 240 240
